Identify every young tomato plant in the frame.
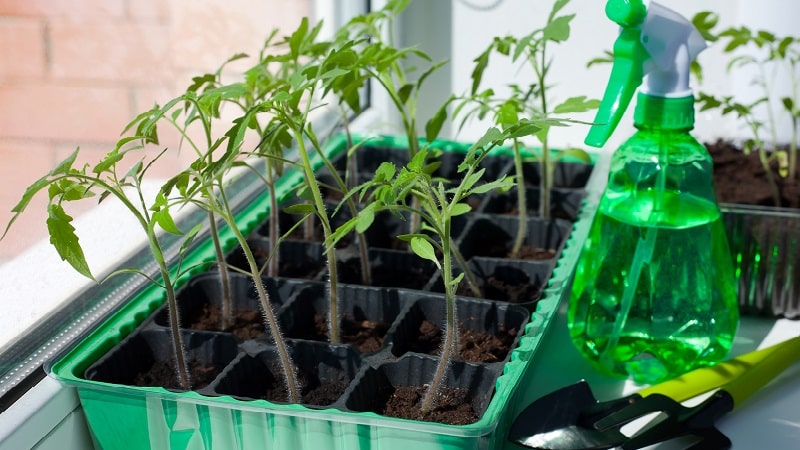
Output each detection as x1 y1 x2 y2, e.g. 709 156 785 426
330 122 541 416
693 11 800 206
466 0 597 226
2 137 202 391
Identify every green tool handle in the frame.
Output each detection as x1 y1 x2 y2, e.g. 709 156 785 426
639 336 800 405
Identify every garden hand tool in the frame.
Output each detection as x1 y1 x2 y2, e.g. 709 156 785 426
509 335 800 450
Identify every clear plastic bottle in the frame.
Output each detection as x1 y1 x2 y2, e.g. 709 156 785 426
568 96 739 384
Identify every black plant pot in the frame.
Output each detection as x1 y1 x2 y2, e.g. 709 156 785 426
343 354 499 425
206 339 363 408
85 328 239 391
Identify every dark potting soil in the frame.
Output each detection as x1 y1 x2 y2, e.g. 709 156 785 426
379 385 478 425
408 320 517 363
186 303 265 341
250 365 349 406
513 244 557 260
308 314 390 353
708 139 800 208
133 359 222 390
456 276 540 303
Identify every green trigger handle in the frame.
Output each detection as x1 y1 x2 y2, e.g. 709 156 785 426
585 0 649 148
639 336 800 407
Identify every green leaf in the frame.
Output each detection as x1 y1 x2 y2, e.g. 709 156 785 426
781 97 795 113
47 203 94 280
543 14 574 42
374 162 396 183
152 193 181 235
425 102 448 142
283 203 316 215
397 84 414 105
52 148 80 175
355 207 375 233
450 202 472 216
550 0 570 16
409 236 439 267
462 168 485 192
553 96 600 114
470 175 515 194
470 49 490 95
289 17 309 60
555 148 593 164
471 127 504 151
179 223 203 258
691 11 719 42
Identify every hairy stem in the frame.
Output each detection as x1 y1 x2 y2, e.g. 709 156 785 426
208 211 233 330
420 216 456 415
233 224 299 402
147 227 191 390
295 133 340 343
267 178 280 277
510 138 527 258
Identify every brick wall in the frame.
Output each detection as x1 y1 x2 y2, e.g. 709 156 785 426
0 0 309 263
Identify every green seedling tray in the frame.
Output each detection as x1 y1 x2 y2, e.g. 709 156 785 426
48 134 608 450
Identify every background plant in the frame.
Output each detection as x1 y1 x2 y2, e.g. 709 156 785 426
457 0 596 256
693 11 800 207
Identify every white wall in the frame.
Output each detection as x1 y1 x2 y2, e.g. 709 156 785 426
444 0 796 151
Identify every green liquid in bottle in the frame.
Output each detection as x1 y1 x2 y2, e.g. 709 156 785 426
568 188 739 384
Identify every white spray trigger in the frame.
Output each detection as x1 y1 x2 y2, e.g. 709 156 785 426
640 1 707 97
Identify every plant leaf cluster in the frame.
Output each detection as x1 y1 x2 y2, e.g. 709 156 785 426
693 11 799 205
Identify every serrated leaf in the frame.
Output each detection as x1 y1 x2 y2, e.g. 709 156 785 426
47 203 94 280
374 162 396 183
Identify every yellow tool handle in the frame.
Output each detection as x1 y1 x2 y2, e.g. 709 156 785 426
639 336 800 404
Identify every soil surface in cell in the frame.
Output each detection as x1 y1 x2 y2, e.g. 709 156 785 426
456 276 540 303
133 359 222 390
304 313 390 353
379 385 479 425
408 319 517 363
708 139 800 208
185 304 265 341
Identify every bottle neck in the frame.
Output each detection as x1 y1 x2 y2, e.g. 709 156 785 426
633 92 695 132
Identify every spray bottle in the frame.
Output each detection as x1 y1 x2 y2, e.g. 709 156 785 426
567 0 739 384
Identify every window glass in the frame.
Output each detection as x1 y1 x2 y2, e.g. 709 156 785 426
0 0 368 403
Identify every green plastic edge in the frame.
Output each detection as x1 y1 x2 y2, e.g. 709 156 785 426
48 133 605 442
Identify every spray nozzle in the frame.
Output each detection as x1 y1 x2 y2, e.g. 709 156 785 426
585 0 707 148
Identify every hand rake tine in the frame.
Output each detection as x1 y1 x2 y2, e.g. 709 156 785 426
592 394 681 431
623 391 734 450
